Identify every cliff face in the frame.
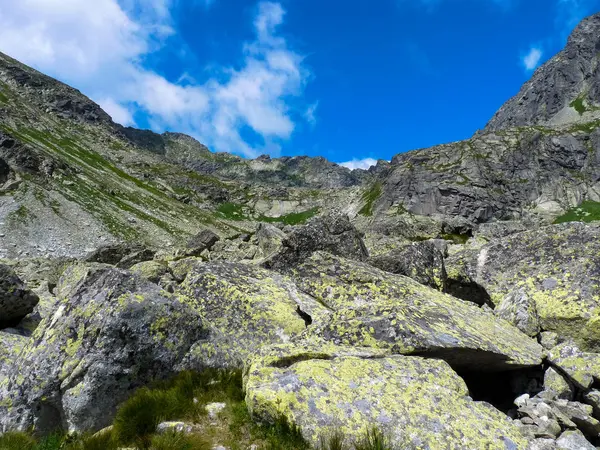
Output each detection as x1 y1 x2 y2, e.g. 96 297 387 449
485 13 600 132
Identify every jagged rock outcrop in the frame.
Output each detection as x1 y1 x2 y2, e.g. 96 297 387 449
292 252 542 371
244 342 529 449
485 13 600 132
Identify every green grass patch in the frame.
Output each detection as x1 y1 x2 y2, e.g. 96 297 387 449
358 182 382 217
554 200 600 224
571 96 588 115
217 202 318 226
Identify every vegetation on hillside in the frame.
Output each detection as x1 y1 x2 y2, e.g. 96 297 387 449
554 201 600 224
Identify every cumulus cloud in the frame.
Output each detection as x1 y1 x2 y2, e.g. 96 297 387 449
522 47 543 71
0 0 313 158
340 158 378 171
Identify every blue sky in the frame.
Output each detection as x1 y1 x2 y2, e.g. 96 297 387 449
0 0 599 168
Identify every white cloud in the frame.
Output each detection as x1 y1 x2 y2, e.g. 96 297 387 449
340 158 378 171
522 47 543 71
304 102 319 127
98 97 135 126
0 0 313 158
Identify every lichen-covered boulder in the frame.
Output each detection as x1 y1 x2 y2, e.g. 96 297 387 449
0 263 39 327
0 331 26 383
255 223 286 260
495 289 541 337
129 260 169 284
541 368 574 401
556 430 596 450
176 261 330 370
184 229 220 257
244 342 529 449
263 211 368 271
548 343 600 390
291 252 542 371
83 243 155 269
367 240 447 291
0 265 209 434
446 223 600 349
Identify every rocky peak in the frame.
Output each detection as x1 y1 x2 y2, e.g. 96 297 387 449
484 13 600 132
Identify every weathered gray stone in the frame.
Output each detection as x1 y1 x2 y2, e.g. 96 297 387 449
556 430 596 450
495 289 541 337
368 240 447 291
0 265 209 434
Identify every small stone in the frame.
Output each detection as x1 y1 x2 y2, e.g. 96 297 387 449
206 402 227 419
515 393 530 408
539 332 559 350
156 421 193 434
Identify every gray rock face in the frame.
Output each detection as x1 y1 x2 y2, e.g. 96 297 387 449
184 229 220 257
263 211 369 271
373 127 600 225
485 13 600 132
0 265 209 434
0 263 39 327
368 240 447 291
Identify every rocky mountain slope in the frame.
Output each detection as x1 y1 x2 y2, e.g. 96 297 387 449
2 11 600 450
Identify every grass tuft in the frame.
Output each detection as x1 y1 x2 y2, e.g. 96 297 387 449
353 427 392 450
319 429 347 450
149 431 211 450
0 432 37 450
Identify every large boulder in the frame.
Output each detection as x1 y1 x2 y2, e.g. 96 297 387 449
547 343 600 390
83 243 155 269
367 240 447 291
0 331 26 383
291 252 542 371
446 223 600 348
0 263 39 327
244 342 529 449
0 264 209 434
254 223 286 260
263 211 368 271
176 260 329 369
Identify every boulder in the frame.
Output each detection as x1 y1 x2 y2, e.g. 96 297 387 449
541 368 574 401
254 223 286 260
367 240 447 291
292 252 542 371
583 390 600 420
263 211 368 271
0 331 26 383
0 263 39 327
548 343 600 390
83 243 154 269
556 430 596 450
129 260 170 284
184 229 220 257
0 265 209 434
495 289 541 337
244 342 529 449
446 223 600 348
175 260 329 370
